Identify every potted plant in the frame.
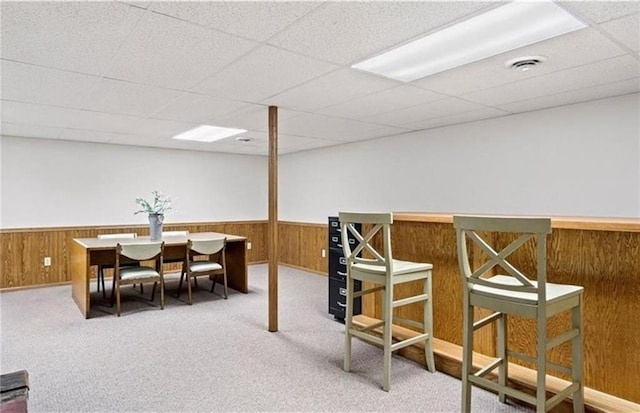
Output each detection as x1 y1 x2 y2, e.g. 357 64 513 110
135 191 173 240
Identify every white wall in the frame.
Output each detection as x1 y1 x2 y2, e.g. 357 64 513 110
0 137 268 228
280 93 640 223
3 94 638 228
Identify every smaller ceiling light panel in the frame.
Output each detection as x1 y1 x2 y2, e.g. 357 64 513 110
172 125 247 143
352 0 587 82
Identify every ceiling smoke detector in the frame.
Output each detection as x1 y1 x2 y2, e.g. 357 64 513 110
235 136 253 143
505 56 547 72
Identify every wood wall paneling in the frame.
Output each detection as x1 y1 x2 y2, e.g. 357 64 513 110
278 222 327 275
0 221 267 290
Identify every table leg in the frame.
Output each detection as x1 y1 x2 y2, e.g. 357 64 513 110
71 242 90 318
226 240 248 293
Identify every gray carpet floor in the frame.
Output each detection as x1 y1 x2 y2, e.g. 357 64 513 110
0 264 532 412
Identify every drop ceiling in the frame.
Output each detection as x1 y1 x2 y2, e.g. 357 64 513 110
1 1 638 156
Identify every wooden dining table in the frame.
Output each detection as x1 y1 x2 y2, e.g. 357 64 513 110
70 232 248 318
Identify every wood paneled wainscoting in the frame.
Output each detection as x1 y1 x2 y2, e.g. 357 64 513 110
0 221 267 290
278 221 328 275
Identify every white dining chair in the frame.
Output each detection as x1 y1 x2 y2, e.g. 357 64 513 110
96 233 137 299
178 237 227 305
113 241 165 317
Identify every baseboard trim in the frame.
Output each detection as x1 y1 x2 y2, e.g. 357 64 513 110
279 262 326 276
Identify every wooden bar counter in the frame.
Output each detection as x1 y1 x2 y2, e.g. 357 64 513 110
360 213 640 406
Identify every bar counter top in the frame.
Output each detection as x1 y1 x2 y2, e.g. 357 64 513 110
393 212 640 232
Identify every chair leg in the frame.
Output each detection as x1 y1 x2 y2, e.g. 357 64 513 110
210 274 217 293
177 272 185 298
100 269 106 299
160 277 165 310
344 274 354 373
382 280 393 392
187 273 193 305
498 313 508 403
424 273 435 373
222 272 228 299
97 266 106 299
193 277 198 288
150 282 157 302
572 298 584 413
110 274 117 308
536 316 547 413
116 283 121 317
462 297 474 413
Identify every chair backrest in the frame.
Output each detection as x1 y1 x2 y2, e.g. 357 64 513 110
162 231 189 237
98 233 137 240
453 215 551 298
117 241 163 261
338 212 393 272
188 238 226 256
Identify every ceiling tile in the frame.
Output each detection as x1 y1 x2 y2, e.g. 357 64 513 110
279 113 410 141
83 78 182 117
0 2 144 75
2 1 638 156
561 1 640 23
210 105 301 132
149 2 321 42
319 85 447 120
149 93 249 124
406 107 510 131
369 98 486 127
1 102 195 139
196 141 268 155
103 12 258 90
234 131 341 150
107 134 203 151
600 13 640 52
0 122 63 139
0 60 99 109
496 78 640 113
462 55 640 106
57 129 123 143
1 100 74 128
263 68 399 111
412 28 628 96
123 118 200 138
191 45 339 102
269 2 495 65
58 110 145 135
279 138 344 155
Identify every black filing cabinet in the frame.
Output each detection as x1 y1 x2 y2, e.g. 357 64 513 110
328 216 361 320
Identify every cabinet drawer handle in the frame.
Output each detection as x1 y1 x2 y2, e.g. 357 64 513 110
337 271 347 276
337 302 346 308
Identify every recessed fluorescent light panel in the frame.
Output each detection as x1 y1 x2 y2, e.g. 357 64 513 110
172 125 247 143
352 0 587 82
